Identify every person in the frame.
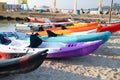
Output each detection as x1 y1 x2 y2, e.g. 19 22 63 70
28 33 42 48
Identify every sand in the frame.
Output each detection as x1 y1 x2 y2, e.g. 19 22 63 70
0 31 120 80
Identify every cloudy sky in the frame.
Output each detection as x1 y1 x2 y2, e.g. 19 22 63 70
0 0 119 9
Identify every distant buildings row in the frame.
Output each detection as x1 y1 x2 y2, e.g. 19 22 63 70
0 1 120 15
90 3 120 11
0 2 23 11
0 2 50 12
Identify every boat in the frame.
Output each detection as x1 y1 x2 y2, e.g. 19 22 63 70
26 25 99 36
38 23 120 33
38 21 99 30
47 40 102 58
0 49 48 75
15 22 72 31
0 31 111 44
15 22 43 31
98 23 120 33
40 31 111 43
5 39 103 58
15 21 98 32
66 21 99 29
16 22 120 34
26 17 70 23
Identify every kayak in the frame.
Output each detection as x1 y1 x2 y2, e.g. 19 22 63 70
5 40 103 58
15 21 98 32
0 49 48 75
26 25 99 36
98 23 120 33
66 21 99 29
39 31 111 44
0 31 111 44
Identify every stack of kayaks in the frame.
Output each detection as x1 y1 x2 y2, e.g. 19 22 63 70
25 22 120 36
1 21 119 75
26 22 99 36
15 21 98 33
0 30 111 59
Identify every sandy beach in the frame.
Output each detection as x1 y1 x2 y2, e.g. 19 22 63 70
0 30 120 80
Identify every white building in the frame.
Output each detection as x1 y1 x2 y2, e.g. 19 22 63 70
0 0 19 4
0 0 29 10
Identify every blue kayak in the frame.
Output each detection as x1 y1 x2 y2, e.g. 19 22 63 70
41 31 111 43
0 31 111 44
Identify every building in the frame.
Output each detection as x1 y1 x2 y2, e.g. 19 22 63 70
0 0 28 11
4 4 22 11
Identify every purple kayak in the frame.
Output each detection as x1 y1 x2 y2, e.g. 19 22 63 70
4 39 103 58
47 40 102 58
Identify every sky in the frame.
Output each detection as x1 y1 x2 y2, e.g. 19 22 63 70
0 0 120 9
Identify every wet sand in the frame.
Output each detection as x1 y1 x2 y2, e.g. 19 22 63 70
0 31 120 80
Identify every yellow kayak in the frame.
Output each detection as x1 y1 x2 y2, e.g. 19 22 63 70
66 21 99 29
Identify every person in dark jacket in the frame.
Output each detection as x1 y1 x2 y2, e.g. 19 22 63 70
28 33 42 48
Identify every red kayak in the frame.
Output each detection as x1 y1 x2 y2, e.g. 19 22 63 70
98 23 120 33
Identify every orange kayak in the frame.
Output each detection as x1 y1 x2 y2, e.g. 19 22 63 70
26 29 71 35
26 25 99 36
39 21 99 31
